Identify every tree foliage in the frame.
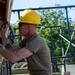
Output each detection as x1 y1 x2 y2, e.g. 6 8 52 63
36 8 75 63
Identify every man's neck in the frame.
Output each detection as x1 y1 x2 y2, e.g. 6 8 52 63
26 32 36 39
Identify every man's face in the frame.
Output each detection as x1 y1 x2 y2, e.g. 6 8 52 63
18 22 29 36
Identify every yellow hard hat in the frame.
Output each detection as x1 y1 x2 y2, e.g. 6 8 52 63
19 9 40 24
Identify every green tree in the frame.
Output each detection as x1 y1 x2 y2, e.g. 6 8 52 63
36 8 75 63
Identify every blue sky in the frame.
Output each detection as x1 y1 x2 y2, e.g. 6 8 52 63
10 0 75 23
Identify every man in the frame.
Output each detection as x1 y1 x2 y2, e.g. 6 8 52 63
0 9 52 75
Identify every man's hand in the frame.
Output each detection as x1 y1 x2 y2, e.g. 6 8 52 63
0 24 9 38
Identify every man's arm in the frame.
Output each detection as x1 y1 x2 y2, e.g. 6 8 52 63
0 47 33 63
2 36 21 52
